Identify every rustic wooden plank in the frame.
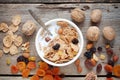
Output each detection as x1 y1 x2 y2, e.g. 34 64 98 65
0 0 119 3
0 4 120 76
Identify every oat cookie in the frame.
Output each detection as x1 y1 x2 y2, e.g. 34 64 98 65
3 46 10 54
9 24 19 32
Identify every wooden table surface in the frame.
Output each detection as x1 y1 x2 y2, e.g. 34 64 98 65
0 1 120 80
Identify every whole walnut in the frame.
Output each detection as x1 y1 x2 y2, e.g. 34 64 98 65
71 8 85 23
22 20 36 36
102 26 116 41
90 9 102 23
86 26 100 41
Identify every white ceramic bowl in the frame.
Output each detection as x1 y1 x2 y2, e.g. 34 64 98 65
35 18 84 67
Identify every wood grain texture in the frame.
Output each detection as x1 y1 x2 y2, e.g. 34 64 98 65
0 4 120 80
0 0 119 3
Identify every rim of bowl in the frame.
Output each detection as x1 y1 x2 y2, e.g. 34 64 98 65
35 18 84 67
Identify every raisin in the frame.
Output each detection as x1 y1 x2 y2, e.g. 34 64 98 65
45 37 51 42
97 46 102 52
72 38 79 44
108 60 114 67
52 43 60 50
106 48 114 55
96 63 102 73
84 51 93 59
90 47 96 53
17 55 29 64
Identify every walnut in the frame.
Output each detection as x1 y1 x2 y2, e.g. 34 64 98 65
102 26 116 41
22 20 36 36
86 26 100 41
90 9 102 23
71 8 85 23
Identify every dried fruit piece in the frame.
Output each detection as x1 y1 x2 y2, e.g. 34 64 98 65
11 65 18 74
10 44 18 55
0 50 3 58
43 75 54 80
51 67 60 75
27 61 36 70
54 75 62 80
3 35 13 47
17 56 29 64
45 37 51 42
113 65 120 77
17 62 26 71
3 46 10 54
6 58 11 65
14 36 23 47
90 59 97 66
58 28 63 34
104 64 113 72
52 43 60 50
30 75 39 80
84 59 94 69
9 24 19 33
22 53 30 58
39 62 49 71
77 66 82 73
12 15 21 26
22 68 30 78
97 46 102 52
96 63 102 73
46 69 52 75
28 56 36 61
86 42 93 50
72 38 79 44
36 69 46 76
93 54 99 62
90 47 96 53
105 44 110 49
84 51 93 59
106 48 114 55
108 60 114 67
99 54 106 60
112 55 119 63
75 59 80 66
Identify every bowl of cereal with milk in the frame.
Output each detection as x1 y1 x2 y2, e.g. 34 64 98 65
35 18 84 66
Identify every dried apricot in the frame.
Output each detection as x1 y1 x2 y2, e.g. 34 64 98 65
17 62 26 71
43 75 54 80
113 64 120 77
104 64 113 72
27 61 36 70
90 59 97 66
51 67 60 75
86 42 93 50
36 69 46 77
39 62 49 70
85 59 94 69
11 65 18 74
22 68 30 78
46 69 52 75
54 75 62 80
30 75 39 80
